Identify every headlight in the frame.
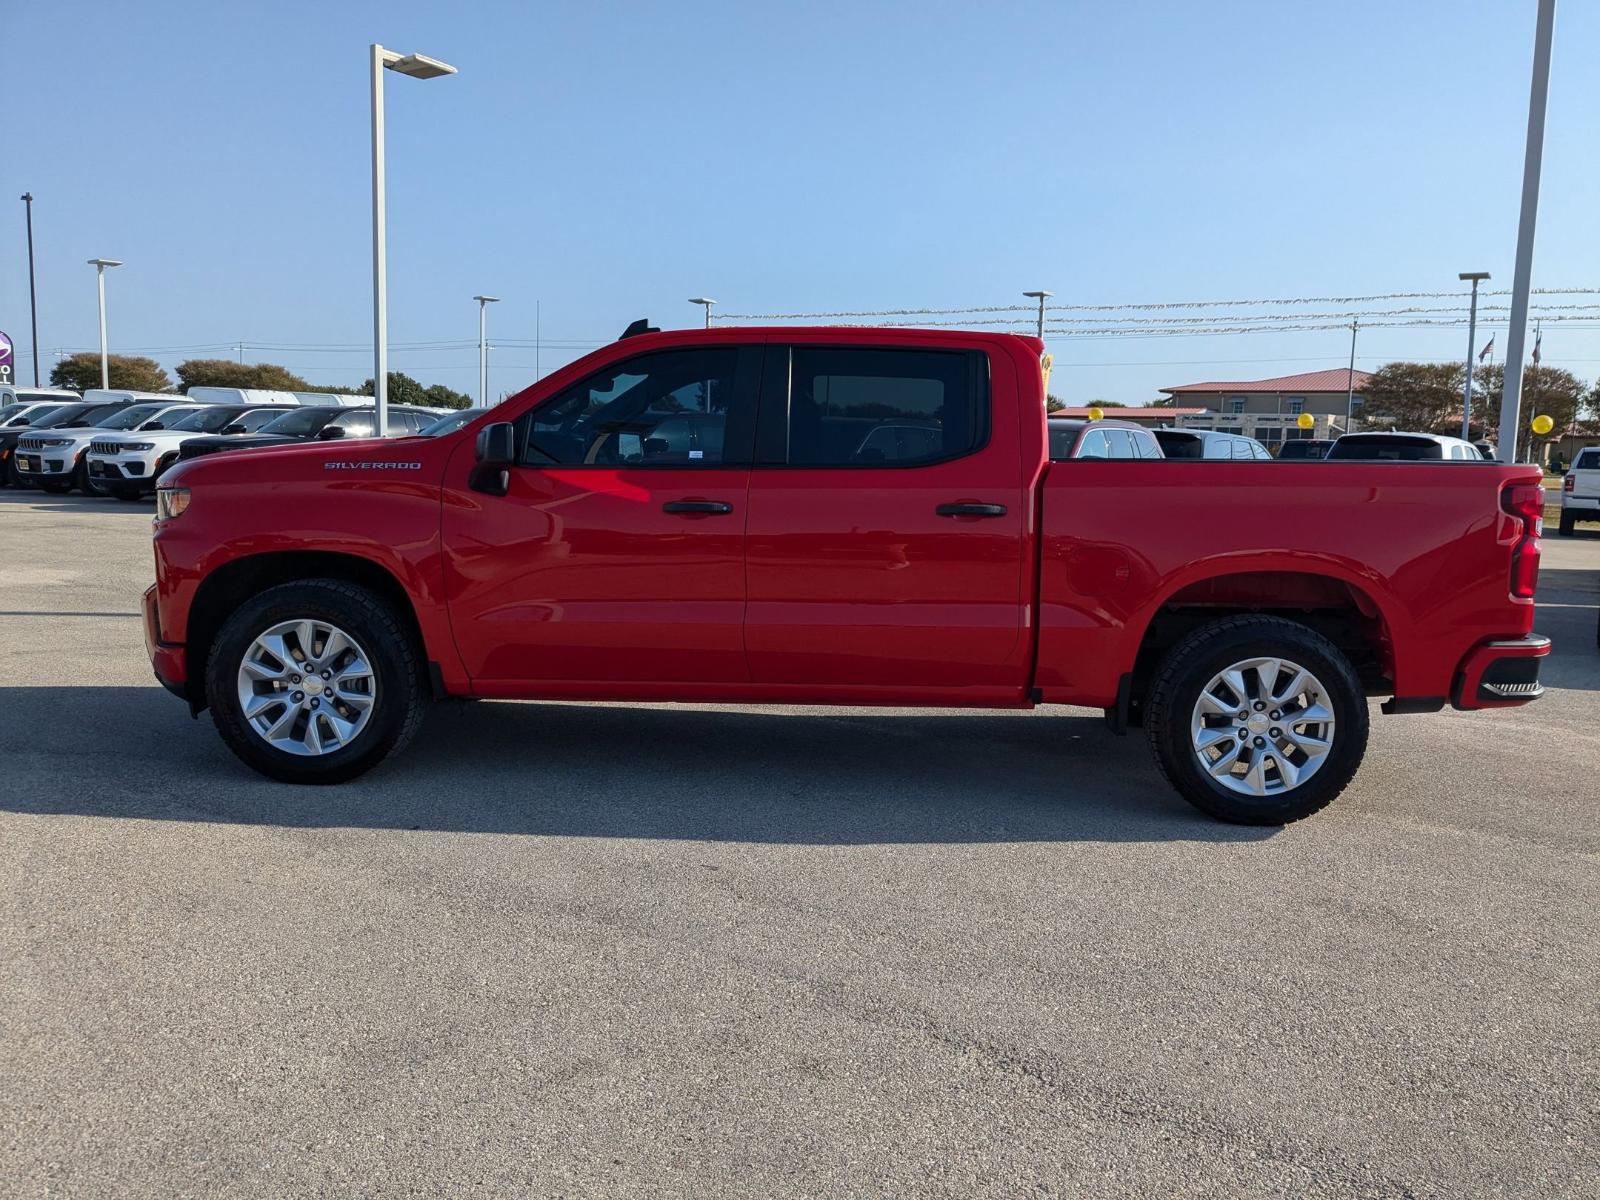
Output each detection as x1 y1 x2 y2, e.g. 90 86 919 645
155 487 191 520
40 437 72 447
122 442 156 452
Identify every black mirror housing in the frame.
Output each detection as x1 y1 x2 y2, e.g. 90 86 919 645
471 421 516 496
317 425 347 440
476 422 515 465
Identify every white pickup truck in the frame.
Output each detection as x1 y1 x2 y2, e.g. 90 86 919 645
1559 446 1600 536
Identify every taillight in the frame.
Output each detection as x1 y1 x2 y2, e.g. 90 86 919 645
1564 474 1576 493
1501 481 1544 599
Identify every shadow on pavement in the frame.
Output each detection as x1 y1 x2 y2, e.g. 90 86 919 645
0 685 1269 845
1536 566 1599 689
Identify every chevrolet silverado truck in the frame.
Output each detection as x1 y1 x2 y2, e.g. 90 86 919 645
145 326 1549 824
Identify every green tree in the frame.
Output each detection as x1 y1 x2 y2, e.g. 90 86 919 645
358 372 472 410
50 352 172 394
1088 398 1126 407
1473 363 1591 457
1360 362 1463 432
1046 394 1066 413
175 359 313 393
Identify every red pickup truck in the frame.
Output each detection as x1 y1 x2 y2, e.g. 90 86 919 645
145 325 1549 824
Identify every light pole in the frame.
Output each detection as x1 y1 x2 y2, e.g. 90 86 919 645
1497 0 1556 462
21 194 39 385
473 295 500 407
371 43 457 435
1459 271 1490 440
1023 290 1052 339
87 258 122 390
688 297 716 328
1344 317 1360 433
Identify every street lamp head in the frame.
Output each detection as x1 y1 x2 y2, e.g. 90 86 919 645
88 258 123 269
1023 290 1053 300
688 297 716 306
20 192 31 202
386 51 457 79
473 295 501 304
1458 271 1491 282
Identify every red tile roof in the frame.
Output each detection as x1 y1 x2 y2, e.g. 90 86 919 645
1160 368 1374 395
1051 406 1207 420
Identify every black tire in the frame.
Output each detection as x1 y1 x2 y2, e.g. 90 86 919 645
1558 511 1575 536
71 458 90 494
1145 615 1369 825
205 580 429 784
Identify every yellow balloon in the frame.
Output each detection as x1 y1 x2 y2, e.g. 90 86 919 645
1296 412 1315 430
1087 406 1105 421
1530 414 1554 436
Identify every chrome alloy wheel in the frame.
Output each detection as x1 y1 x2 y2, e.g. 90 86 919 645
1189 656 1336 797
235 619 378 756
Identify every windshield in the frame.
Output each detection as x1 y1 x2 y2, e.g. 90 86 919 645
0 403 28 423
32 405 93 429
256 408 341 437
99 404 169 431
171 406 249 433
420 410 475 436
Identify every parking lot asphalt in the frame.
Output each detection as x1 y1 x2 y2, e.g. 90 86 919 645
1 487 1596 1199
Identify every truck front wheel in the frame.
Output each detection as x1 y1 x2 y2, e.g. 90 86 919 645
205 580 428 784
1144 616 1369 825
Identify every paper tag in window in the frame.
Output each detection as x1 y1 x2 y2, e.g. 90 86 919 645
689 450 703 459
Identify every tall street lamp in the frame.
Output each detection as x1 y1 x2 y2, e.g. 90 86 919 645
688 297 716 328
21 194 39 386
473 295 500 407
371 43 456 435
1459 271 1490 440
1023 289 1052 339
87 258 122 390
1496 0 1556 462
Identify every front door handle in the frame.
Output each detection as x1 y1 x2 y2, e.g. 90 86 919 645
663 499 734 515
936 502 1008 518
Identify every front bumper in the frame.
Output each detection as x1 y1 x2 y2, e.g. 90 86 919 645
88 453 160 491
14 449 78 479
1451 634 1550 709
143 583 188 699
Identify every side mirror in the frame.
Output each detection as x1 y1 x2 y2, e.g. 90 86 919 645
471 421 516 496
316 425 347 440
221 423 246 435
140 421 163 430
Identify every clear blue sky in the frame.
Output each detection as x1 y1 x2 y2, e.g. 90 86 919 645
5 0 1598 403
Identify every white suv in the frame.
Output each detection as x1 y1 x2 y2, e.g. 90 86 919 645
16 402 200 494
1559 446 1600 536
88 404 291 499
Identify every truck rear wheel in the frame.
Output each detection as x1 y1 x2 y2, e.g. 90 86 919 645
1144 615 1368 825
205 580 428 784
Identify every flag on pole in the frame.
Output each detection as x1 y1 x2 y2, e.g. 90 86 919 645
1478 334 1495 362
1531 329 1542 365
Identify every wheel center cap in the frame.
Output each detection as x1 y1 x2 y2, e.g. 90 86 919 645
1247 713 1269 732
304 677 325 696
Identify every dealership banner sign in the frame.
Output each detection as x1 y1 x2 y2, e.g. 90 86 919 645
0 330 13 386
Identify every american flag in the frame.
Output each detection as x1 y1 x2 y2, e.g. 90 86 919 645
1532 329 1542 365
1478 334 1495 362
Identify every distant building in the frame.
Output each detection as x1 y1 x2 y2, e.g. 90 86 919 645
1051 406 1207 423
1157 368 1374 446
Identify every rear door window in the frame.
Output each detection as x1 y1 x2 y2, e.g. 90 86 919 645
1133 430 1163 459
781 347 986 467
1203 437 1231 459
1075 430 1111 459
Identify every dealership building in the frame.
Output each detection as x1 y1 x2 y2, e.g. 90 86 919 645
1158 367 1373 446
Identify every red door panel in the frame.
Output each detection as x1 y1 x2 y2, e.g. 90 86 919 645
442 466 750 685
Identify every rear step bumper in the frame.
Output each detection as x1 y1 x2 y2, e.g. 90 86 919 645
1451 634 1550 710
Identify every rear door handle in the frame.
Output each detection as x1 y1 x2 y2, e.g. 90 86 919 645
663 500 734 515
936 502 1008 518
